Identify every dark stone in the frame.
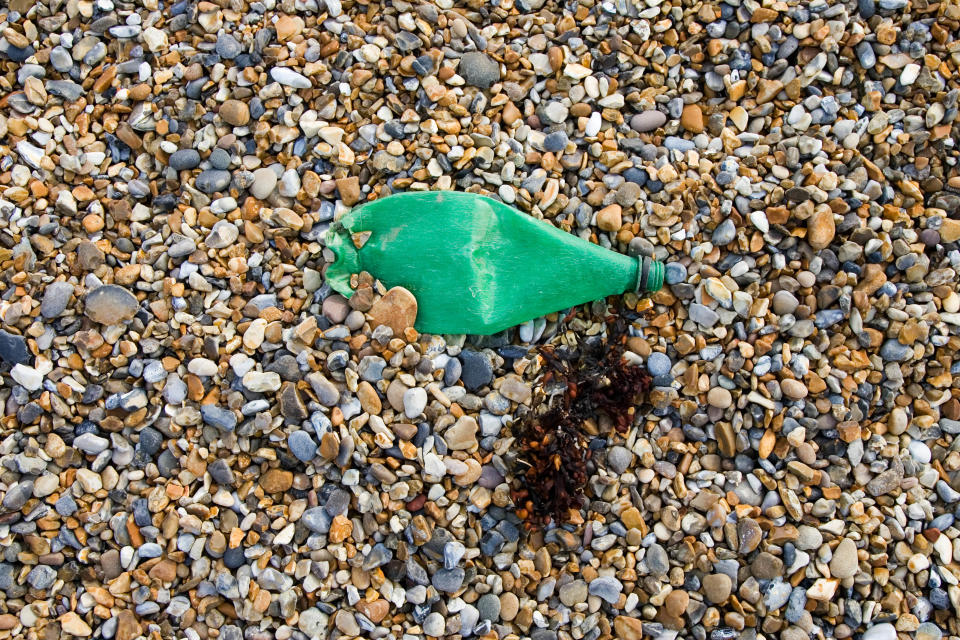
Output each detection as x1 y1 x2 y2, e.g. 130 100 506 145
195 169 232 193
201 405 238 431
216 33 242 59
207 458 233 485
458 52 500 88
136 427 163 456
0 330 29 365
223 545 245 569
459 350 493 391
169 149 201 170
543 131 569 152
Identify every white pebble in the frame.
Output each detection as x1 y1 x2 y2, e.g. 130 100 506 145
585 112 602 137
403 387 428 418
908 440 931 464
11 364 43 391
862 623 897 640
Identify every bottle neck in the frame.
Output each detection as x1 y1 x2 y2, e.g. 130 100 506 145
635 256 664 293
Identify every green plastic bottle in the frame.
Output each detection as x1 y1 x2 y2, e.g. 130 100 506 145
324 192 663 335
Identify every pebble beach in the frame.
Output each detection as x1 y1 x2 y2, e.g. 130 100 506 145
1 0 960 640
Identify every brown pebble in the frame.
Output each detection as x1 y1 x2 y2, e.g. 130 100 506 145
596 204 622 231
807 207 836 249
336 177 362 207
368 287 418 335
220 99 250 126
664 589 689 617
259 468 293 493
680 105 704 133
275 15 304 41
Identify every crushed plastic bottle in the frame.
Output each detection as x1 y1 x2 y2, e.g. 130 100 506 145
324 192 663 335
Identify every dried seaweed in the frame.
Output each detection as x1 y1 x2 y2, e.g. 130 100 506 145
513 314 652 525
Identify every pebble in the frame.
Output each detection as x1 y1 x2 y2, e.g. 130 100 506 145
250 168 278 199
288 430 317 461
40 281 74 318
588 577 622 604
862 624 897 640
702 574 732 603
829 538 859 578
477 593 501 621
559 580 588 606
220 99 250 126
458 52 500 88
270 67 311 88
543 131 569 153
403 387 428 418
369 286 418 334
195 169 232 194
169 149 201 170
460 350 493 390
606 446 633 474
423 612 445 636
84 285 138 324
0 331 29 366
707 387 732 409
630 111 667 132
432 568 465 593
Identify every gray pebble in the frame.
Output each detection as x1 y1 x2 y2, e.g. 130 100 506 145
195 169 232 194
458 52 500 88
201 405 238 431
288 430 317 462
587 576 622 604
646 352 671 376
40 282 74 318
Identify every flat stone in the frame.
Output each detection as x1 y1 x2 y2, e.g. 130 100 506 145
368 286 418 334
631 110 667 132
41 281 74 318
0 330 29 365
288 430 317 461
458 52 500 88
195 169 232 193
460 350 493 391
702 573 732 603
260 468 293 493
84 285 138 324
169 149 201 170
445 416 478 450
220 99 250 126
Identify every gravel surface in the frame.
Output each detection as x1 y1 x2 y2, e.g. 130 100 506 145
1 0 960 640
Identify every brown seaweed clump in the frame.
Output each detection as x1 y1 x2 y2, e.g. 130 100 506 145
513 315 652 525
